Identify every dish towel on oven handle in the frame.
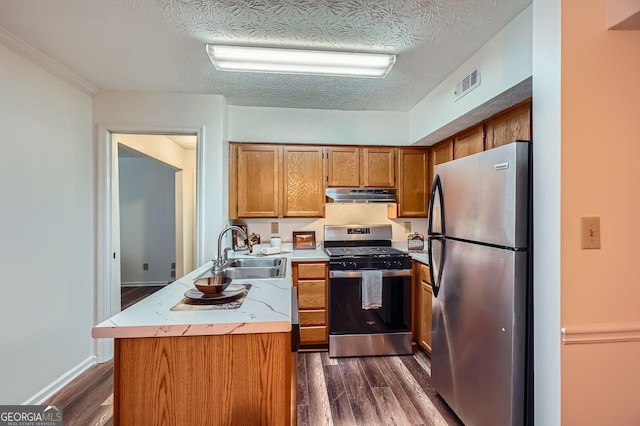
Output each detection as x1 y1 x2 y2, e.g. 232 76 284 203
361 270 383 310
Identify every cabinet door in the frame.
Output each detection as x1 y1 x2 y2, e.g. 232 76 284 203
397 148 428 217
300 326 328 345
326 146 360 187
283 146 324 217
428 139 453 191
454 125 484 159
236 144 280 217
363 147 396 187
417 263 432 353
419 280 433 353
296 263 327 279
485 102 531 150
431 139 454 165
297 281 326 309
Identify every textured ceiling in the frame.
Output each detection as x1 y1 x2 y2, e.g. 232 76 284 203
0 0 531 111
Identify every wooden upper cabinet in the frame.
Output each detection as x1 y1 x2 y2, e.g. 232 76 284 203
283 146 324 218
363 147 396 187
428 139 453 189
453 125 484 159
485 102 532 150
235 144 280 218
431 139 454 166
397 148 428 217
326 146 360 187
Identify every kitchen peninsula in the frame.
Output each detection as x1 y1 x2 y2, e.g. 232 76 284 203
93 249 327 425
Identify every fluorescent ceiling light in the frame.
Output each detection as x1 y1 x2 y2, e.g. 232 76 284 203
206 45 396 78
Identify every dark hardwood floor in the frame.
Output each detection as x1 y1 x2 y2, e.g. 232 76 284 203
297 351 462 426
120 285 165 310
46 348 461 426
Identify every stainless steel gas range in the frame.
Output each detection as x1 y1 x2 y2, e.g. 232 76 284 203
324 224 412 357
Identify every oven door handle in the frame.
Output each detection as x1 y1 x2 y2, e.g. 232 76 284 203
329 269 412 278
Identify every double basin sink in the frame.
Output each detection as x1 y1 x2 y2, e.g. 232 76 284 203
222 257 287 279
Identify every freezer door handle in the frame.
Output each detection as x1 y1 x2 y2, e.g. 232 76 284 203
428 174 445 237
428 237 445 297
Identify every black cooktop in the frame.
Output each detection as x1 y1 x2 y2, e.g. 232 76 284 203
325 246 411 270
324 246 408 258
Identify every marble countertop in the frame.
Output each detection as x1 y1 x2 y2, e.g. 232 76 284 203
408 251 429 265
92 247 328 340
91 245 432 340
250 244 329 262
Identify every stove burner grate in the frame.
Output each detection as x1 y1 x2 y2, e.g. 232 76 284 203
324 246 407 258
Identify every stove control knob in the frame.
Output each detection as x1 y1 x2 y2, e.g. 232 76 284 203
348 262 358 269
340 262 348 269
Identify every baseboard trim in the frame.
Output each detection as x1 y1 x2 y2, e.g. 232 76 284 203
121 281 169 287
561 323 640 345
23 356 97 405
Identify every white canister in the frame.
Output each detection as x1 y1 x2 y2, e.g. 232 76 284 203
270 236 282 249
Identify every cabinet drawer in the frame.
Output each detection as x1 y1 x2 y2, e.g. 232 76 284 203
300 326 327 345
299 310 326 326
297 281 326 309
296 263 326 279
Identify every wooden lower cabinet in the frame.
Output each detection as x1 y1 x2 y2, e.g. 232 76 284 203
300 326 327 344
113 333 292 425
292 261 328 347
414 261 433 354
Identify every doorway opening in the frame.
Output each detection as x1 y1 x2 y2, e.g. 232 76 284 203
114 133 197 309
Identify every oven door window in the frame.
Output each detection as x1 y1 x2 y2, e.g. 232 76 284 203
329 275 411 335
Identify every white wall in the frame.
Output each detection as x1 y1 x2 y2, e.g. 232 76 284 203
229 106 409 145
0 43 93 403
93 92 228 265
531 0 562 424
119 155 176 285
409 4 533 145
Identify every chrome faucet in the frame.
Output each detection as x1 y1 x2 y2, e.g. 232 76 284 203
214 225 247 271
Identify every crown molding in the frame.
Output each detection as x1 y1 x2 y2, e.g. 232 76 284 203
0 24 99 95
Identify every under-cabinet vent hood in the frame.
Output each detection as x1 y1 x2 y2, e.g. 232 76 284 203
325 188 396 203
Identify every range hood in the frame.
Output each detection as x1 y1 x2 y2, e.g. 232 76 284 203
325 188 396 203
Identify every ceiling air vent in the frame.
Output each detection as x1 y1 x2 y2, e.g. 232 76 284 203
455 67 481 101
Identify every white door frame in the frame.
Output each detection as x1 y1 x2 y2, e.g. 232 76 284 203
94 123 204 363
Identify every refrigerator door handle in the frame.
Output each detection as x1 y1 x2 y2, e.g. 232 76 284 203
428 174 445 236
428 237 445 298
428 237 437 296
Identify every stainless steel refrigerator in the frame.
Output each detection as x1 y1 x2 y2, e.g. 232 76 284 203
427 141 533 426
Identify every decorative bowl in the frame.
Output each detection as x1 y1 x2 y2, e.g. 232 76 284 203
194 276 232 295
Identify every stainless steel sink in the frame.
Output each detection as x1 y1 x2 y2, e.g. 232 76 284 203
223 267 285 279
227 258 284 268
222 257 287 279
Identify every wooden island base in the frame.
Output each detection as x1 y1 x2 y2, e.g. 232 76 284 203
113 332 292 425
